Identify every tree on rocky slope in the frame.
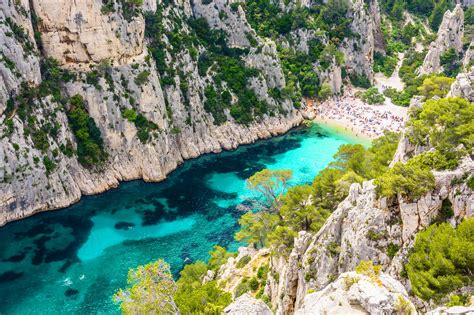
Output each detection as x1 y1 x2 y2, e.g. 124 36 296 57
247 169 293 212
113 260 180 314
406 218 474 301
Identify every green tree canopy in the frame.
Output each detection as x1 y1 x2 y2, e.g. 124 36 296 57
247 169 293 212
406 219 474 301
113 260 179 314
174 262 232 314
417 75 454 100
407 97 473 162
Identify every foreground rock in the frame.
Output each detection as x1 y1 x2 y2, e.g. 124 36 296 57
223 294 272 315
296 271 417 315
267 154 473 313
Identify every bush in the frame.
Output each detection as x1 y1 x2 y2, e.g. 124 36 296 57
67 95 107 167
257 264 269 279
417 75 454 99
175 261 232 314
373 52 398 77
43 156 56 174
406 219 474 301
386 243 400 258
134 70 150 86
236 255 251 268
375 158 435 201
349 73 371 88
249 277 260 291
234 278 250 297
361 87 385 105
467 175 474 190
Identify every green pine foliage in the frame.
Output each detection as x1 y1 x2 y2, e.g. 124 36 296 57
406 219 474 301
407 97 473 165
67 95 108 167
361 87 385 105
375 157 435 201
174 262 232 314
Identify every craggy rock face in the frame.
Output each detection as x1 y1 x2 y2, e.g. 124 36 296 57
448 68 474 101
0 0 304 226
296 271 417 315
418 4 465 75
224 293 272 315
31 0 146 70
266 157 473 313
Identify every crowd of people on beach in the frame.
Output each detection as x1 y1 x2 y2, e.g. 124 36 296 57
314 95 406 138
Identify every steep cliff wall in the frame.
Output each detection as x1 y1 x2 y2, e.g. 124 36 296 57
418 4 465 75
0 0 304 226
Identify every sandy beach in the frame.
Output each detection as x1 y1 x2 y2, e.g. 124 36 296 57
310 93 408 140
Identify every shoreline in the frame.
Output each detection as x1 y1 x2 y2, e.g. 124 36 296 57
1 118 303 227
312 117 373 145
310 94 408 141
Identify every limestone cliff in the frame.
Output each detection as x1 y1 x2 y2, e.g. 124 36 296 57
0 0 386 225
265 152 473 314
448 67 474 101
0 0 305 226
418 4 465 75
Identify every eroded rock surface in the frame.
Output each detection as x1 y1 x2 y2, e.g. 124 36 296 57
224 293 272 315
419 5 465 75
296 272 417 315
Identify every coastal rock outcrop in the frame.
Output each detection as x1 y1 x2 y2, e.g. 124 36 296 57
267 156 473 313
296 271 417 315
418 5 465 75
339 0 380 81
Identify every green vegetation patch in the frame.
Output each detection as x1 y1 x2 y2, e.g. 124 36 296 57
67 95 108 167
406 218 474 301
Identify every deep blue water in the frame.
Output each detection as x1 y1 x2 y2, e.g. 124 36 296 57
0 123 365 314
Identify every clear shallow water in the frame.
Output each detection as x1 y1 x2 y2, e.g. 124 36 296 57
0 123 365 314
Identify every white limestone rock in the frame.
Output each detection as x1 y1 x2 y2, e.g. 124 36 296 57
223 294 272 315
31 0 146 70
0 0 41 112
448 69 474 101
418 5 465 75
296 271 417 315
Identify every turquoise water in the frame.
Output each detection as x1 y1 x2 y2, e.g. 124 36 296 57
0 123 365 314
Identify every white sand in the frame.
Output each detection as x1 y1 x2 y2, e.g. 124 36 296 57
312 94 408 139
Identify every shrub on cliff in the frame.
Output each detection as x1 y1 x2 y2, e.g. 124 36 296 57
174 262 232 314
407 97 473 164
67 95 108 167
375 157 435 201
406 218 474 301
113 260 179 314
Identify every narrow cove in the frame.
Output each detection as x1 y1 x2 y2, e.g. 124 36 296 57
0 123 367 314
